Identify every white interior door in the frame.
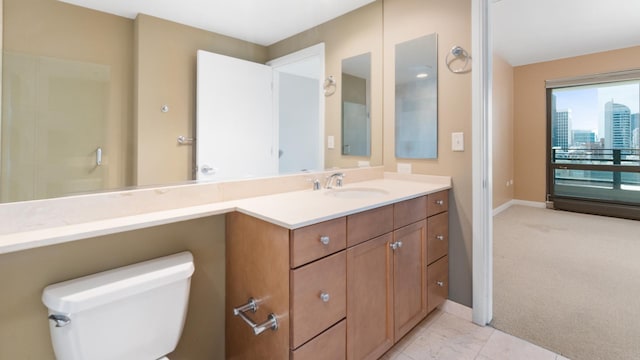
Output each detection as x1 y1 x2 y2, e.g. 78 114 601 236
196 50 276 181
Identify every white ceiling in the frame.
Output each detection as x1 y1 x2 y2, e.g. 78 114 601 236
59 0 375 46
492 0 640 66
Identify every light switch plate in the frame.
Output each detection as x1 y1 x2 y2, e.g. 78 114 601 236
452 132 464 151
327 135 335 149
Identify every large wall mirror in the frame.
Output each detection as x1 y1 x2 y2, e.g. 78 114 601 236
395 33 438 159
0 0 383 203
342 52 372 157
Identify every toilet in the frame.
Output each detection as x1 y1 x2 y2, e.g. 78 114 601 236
42 251 195 360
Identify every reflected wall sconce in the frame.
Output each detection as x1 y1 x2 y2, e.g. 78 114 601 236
446 45 472 74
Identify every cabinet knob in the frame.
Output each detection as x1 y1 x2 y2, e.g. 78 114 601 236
436 235 445 241
320 292 330 302
436 281 444 287
319 236 330 245
390 241 403 250
436 199 444 205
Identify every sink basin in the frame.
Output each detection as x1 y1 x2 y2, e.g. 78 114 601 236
324 187 389 199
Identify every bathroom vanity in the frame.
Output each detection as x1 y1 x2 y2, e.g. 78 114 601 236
0 170 450 360
226 181 449 360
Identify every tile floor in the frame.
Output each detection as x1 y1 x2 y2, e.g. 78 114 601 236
381 309 570 360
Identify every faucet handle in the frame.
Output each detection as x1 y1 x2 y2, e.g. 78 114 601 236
335 173 345 187
307 178 321 190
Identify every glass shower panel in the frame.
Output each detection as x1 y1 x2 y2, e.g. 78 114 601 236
1 52 109 202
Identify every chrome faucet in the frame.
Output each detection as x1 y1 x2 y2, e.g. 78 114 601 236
325 172 345 189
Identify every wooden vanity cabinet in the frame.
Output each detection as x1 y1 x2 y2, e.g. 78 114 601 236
226 190 449 360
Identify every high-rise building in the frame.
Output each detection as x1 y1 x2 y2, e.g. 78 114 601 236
553 109 571 149
632 113 639 132
572 130 597 146
604 101 632 149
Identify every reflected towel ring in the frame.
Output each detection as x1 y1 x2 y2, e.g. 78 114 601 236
324 75 336 97
446 45 471 74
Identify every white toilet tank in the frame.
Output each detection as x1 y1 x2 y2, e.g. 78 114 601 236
42 252 195 360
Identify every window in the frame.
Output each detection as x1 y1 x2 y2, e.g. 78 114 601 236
546 71 640 219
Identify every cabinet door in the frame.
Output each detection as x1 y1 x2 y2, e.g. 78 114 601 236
346 233 394 360
392 220 427 341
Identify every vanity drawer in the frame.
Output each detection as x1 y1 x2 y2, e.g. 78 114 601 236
291 217 346 268
427 190 449 217
290 251 346 349
347 205 393 247
427 255 448 314
427 212 448 264
394 196 427 229
290 320 346 360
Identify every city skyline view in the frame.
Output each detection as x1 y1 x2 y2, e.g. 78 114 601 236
554 81 640 139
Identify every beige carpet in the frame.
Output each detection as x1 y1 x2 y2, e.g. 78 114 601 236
492 205 640 360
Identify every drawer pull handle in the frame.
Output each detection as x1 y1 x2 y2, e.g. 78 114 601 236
390 241 403 250
320 292 331 303
436 281 445 287
436 200 444 205
233 297 278 335
436 235 445 241
319 236 330 245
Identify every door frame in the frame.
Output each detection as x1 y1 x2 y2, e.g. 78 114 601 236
472 0 493 326
267 43 326 172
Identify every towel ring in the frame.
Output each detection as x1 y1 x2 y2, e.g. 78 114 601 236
323 75 336 97
446 46 471 74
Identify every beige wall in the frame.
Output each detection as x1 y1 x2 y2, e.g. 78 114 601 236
513 46 640 202
268 1 384 170
383 0 473 306
0 216 226 359
134 14 268 186
2 0 134 198
492 54 514 208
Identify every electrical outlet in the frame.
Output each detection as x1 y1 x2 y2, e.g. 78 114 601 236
397 163 412 174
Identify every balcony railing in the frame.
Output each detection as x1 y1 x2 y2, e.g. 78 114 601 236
551 148 640 190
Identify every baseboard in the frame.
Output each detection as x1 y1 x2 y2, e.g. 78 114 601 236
441 300 472 321
493 200 514 216
512 199 546 208
493 199 547 216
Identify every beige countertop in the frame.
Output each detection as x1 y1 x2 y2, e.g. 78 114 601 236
235 178 451 229
0 172 450 255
